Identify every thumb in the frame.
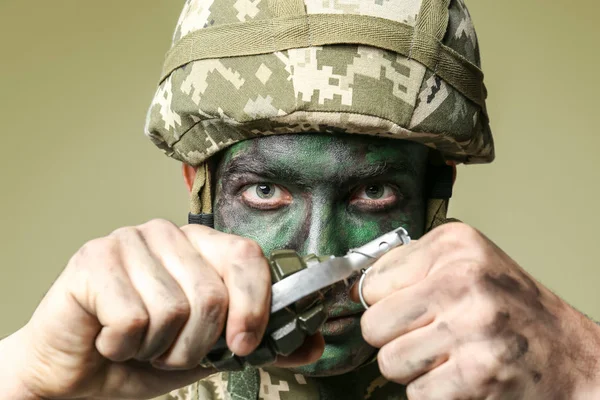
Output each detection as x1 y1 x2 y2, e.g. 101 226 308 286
99 362 214 399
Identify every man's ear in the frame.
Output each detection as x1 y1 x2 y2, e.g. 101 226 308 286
182 164 197 194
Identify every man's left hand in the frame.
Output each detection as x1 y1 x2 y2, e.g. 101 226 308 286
352 222 600 399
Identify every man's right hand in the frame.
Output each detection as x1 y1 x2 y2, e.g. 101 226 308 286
1 220 323 399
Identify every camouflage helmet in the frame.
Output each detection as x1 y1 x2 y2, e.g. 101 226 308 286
145 0 494 225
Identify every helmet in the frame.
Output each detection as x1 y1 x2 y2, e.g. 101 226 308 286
145 0 494 229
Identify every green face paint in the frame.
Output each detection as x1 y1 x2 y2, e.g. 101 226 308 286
213 133 428 376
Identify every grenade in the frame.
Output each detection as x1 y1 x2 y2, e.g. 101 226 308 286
199 250 331 370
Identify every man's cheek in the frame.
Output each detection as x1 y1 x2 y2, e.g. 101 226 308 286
214 199 304 255
341 212 420 250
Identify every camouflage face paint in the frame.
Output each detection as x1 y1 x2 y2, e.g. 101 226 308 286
214 133 428 376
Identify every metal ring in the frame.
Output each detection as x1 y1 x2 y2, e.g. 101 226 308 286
358 267 372 310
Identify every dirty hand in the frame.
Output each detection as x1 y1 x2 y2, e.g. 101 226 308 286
352 223 600 399
3 220 322 400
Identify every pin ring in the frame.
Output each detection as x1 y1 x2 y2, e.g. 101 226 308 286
358 267 372 310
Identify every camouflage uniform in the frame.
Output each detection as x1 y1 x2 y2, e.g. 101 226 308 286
154 365 409 400
145 0 494 398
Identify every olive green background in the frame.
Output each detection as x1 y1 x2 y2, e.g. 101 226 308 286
0 1 598 337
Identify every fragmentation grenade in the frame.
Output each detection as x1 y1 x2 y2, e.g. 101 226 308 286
199 251 332 370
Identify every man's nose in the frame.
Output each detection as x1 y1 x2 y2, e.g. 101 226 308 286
298 200 346 257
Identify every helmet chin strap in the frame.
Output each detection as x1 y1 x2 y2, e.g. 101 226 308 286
188 163 214 228
424 163 456 231
425 198 457 231
187 162 455 232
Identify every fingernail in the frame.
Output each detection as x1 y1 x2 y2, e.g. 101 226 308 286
232 331 257 354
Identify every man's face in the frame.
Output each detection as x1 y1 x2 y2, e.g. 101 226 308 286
213 133 428 376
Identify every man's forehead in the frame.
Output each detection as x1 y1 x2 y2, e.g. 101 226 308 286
217 134 429 183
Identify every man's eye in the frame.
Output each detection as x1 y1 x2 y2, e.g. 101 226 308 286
241 183 292 210
350 184 400 210
256 184 276 199
356 184 394 200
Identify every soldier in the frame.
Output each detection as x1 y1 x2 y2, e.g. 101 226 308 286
2 0 600 399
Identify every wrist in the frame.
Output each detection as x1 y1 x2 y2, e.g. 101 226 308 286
572 368 600 400
0 328 41 400
563 307 600 399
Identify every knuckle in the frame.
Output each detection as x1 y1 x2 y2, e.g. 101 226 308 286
472 297 500 326
457 260 484 284
85 236 120 255
464 243 492 265
160 299 191 325
405 382 424 400
236 307 267 332
360 315 379 347
230 237 263 259
162 355 198 370
438 222 483 248
140 219 182 243
172 360 198 370
141 218 177 232
446 222 479 238
474 355 502 385
119 310 150 334
377 348 397 382
198 287 228 321
155 351 196 370
180 223 211 239
180 222 205 232
434 260 482 300
110 226 140 241
73 237 120 267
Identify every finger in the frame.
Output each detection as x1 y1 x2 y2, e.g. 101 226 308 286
140 220 229 369
110 226 190 362
377 320 452 385
405 360 462 400
69 237 149 362
183 225 271 357
273 333 325 368
99 361 215 399
403 344 500 400
351 223 477 307
360 283 436 348
349 240 431 307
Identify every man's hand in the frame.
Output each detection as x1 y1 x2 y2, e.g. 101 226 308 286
353 222 600 399
3 220 323 400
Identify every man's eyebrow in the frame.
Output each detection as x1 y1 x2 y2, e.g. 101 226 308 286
221 155 291 181
220 154 418 184
352 161 417 180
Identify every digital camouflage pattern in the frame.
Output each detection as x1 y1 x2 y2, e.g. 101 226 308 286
145 0 494 167
152 365 409 400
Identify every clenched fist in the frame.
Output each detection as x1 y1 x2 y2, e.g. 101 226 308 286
352 223 600 399
1 220 323 400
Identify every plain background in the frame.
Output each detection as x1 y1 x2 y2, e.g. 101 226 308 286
0 0 598 337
